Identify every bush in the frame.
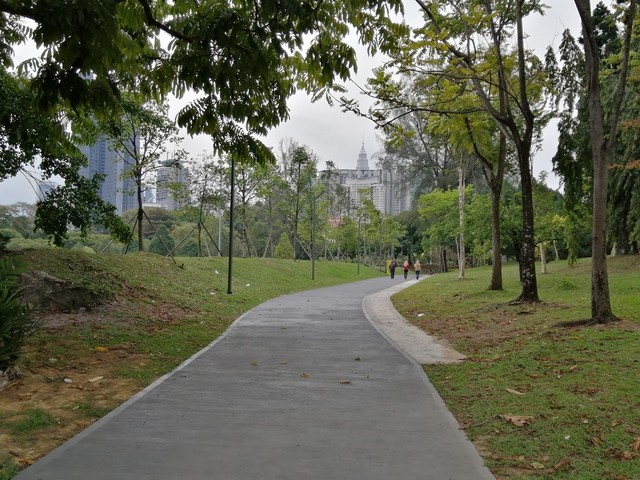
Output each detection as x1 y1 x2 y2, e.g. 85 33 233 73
274 233 293 259
0 256 38 371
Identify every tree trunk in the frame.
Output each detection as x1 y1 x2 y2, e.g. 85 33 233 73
553 240 560 261
573 0 635 322
488 134 507 290
137 178 144 252
539 242 547 274
458 164 466 280
516 150 539 302
511 1 539 303
489 184 503 289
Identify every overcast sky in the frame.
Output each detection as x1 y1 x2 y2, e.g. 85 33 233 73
1 1 581 205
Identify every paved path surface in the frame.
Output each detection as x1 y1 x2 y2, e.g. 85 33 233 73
16 276 494 480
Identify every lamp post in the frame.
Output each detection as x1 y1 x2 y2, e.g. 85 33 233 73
227 156 235 295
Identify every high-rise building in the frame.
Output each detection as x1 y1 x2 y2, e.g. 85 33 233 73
327 143 413 215
155 159 190 211
78 136 137 216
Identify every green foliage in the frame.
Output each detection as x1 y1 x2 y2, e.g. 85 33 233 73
0 256 38 370
2 0 406 256
6 238 51 251
148 225 175 256
0 228 22 240
274 233 294 259
34 174 132 247
176 238 200 257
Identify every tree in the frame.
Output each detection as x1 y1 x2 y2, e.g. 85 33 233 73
418 188 463 273
2 0 406 243
99 97 185 251
572 0 637 322
277 142 318 259
0 68 130 246
274 233 294 260
349 0 549 296
416 0 550 301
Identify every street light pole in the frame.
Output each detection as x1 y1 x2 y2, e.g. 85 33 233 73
227 156 236 295
311 192 316 280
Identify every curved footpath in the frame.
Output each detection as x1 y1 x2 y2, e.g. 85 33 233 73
15 276 494 480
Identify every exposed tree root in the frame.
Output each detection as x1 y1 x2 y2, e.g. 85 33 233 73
553 315 621 328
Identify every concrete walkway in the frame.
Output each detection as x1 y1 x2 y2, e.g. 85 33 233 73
15 276 494 480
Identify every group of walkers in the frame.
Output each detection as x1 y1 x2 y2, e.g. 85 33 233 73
388 258 424 280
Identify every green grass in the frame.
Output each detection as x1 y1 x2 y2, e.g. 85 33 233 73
20 250 383 385
393 256 640 479
69 403 113 420
1 409 59 436
0 459 17 480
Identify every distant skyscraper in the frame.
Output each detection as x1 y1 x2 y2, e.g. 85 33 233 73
155 159 190 211
78 136 137 216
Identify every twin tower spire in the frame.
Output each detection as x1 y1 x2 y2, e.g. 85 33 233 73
356 141 369 171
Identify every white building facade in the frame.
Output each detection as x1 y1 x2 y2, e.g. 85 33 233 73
329 143 412 215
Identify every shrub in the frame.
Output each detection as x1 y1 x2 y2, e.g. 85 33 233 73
0 256 38 371
274 233 293 259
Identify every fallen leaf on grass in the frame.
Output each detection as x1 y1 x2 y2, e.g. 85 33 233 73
530 462 545 470
615 451 635 461
505 388 525 396
553 458 571 471
95 346 109 353
500 414 534 427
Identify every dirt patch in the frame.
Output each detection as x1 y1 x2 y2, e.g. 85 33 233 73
0 308 166 470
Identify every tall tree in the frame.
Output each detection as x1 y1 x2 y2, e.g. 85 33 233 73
356 0 549 294
278 142 318 259
100 97 185 251
573 0 637 323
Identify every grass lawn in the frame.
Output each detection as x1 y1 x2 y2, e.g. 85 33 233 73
392 255 640 479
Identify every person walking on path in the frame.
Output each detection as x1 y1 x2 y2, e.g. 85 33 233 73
389 258 397 279
414 259 421 280
402 259 410 279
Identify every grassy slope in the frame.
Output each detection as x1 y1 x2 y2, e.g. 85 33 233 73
1 250 382 478
393 256 640 480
